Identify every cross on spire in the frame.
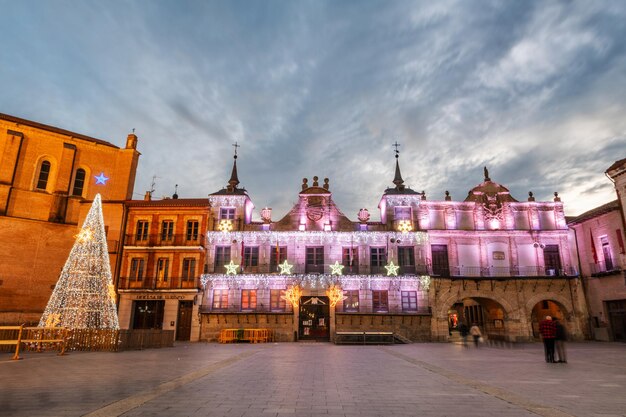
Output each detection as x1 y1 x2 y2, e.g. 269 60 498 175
232 141 240 159
392 141 400 158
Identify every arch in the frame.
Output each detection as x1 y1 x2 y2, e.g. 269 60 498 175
436 289 517 320
525 293 572 319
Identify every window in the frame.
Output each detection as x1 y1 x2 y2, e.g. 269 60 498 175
543 245 562 276
220 207 236 220
212 289 228 310
36 160 51 190
132 300 164 329
157 258 169 282
342 248 358 274
241 289 257 310
136 220 149 241
130 258 144 281
270 289 286 311
370 247 386 274
161 220 174 241
398 247 416 275
431 245 450 277
243 246 259 268
394 206 411 220
401 291 418 312
72 168 86 196
214 246 231 271
186 220 199 241
343 290 359 312
372 290 388 312
270 246 287 272
182 258 196 281
601 236 614 271
306 247 324 273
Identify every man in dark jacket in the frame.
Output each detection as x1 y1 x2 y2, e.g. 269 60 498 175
539 315 557 363
554 318 567 363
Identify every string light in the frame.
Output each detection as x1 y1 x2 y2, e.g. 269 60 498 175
39 193 120 330
218 219 233 232
281 285 302 308
278 260 294 275
326 284 346 307
419 275 431 290
206 230 429 245
224 260 239 275
329 261 344 275
385 261 400 276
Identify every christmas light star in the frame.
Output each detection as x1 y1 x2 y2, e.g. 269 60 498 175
278 260 294 275
224 260 239 275
329 261 344 275
94 172 109 185
385 261 400 276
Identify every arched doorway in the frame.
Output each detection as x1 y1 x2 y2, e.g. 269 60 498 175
531 299 566 339
447 297 507 341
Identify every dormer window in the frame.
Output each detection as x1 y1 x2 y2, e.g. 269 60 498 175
220 207 235 220
394 206 411 220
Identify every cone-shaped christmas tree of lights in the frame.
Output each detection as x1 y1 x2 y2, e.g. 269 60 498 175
39 194 119 329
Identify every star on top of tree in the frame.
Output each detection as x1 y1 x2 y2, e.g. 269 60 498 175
278 260 294 275
224 260 239 275
329 261 345 275
385 261 400 276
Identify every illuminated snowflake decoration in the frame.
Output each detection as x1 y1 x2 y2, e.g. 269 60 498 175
329 261 344 276
224 260 239 275
218 219 233 232
385 261 400 276
326 284 347 307
397 220 413 233
419 275 431 290
278 260 294 275
281 285 302 308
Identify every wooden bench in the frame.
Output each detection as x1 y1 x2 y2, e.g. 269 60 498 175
335 331 395 345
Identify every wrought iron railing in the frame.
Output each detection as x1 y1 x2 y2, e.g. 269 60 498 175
124 234 205 247
118 276 199 290
590 260 621 275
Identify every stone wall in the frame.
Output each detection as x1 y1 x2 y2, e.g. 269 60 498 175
200 313 295 342
335 313 432 342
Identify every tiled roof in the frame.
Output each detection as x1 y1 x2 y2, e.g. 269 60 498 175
0 112 119 148
606 157 626 174
567 200 619 225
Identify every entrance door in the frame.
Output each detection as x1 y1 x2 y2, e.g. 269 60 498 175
299 296 330 341
543 245 562 276
176 301 193 341
607 300 626 342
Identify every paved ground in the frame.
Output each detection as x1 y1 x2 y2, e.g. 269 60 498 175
1 341 625 417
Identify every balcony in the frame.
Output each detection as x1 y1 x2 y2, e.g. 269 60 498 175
590 260 622 277
118 276 200 290
124 234 205 248
448 265 579 278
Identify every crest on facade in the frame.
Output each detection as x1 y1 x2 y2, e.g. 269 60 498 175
306 196 326 221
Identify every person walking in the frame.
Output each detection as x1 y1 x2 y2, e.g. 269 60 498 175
539 315 557 363
458 322 469 347
469 323 482 347
554 318 568 363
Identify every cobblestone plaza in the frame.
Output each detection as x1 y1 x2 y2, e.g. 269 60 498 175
1 342 625 417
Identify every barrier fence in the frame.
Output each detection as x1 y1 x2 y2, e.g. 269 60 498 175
219 328 273 343
1 326 175 359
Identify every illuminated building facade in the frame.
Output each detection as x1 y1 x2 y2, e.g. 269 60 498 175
199 151 587 342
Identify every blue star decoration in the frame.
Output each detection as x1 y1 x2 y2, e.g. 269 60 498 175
94 172 109 185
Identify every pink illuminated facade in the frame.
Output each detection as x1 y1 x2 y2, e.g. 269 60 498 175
198 153 587 342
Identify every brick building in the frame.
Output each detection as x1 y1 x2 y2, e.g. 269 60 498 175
0 113 139 324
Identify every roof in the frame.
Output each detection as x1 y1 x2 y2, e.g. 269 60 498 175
125 198 212 207
606 157 626 174
567 200 619 225
0 112 119 148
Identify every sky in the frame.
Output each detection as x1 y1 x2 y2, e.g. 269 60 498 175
1 0 625 221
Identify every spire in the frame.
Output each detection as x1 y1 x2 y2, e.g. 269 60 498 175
392 141 405 190
227 142 240 192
